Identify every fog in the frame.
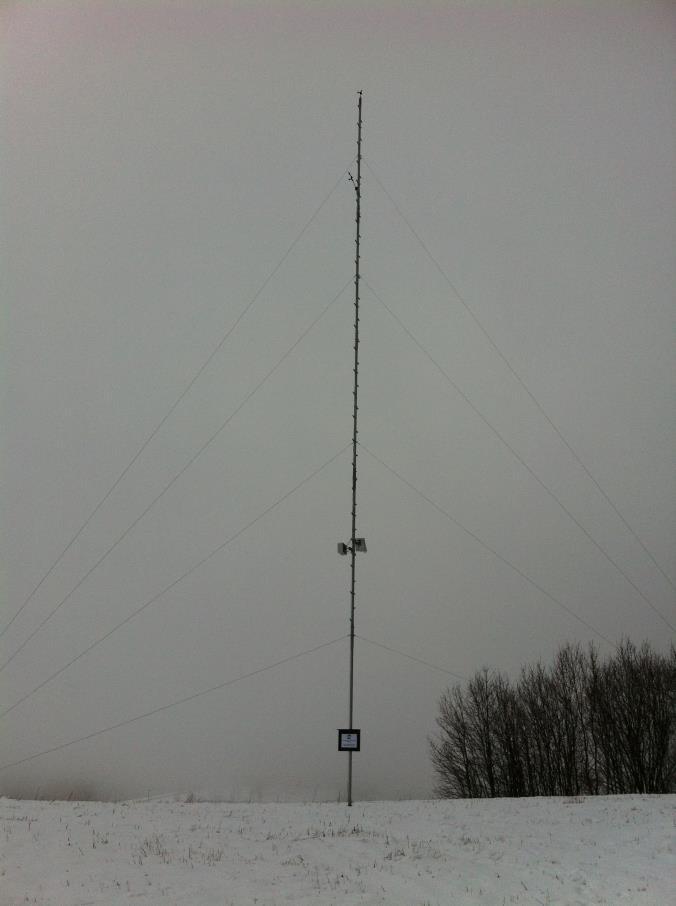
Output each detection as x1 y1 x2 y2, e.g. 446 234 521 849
2 0 674 801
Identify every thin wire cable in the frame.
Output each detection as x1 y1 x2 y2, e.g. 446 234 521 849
358 442 615 648
364 280 675 634
0 636 348 772
364 158 676 597
0 163 353 644
356 635 467 681
0 284 351 677
0 445 351 720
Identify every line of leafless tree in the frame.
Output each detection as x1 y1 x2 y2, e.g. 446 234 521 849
430 640 675 797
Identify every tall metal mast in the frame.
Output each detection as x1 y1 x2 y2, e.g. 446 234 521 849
336 92 365 807
347 91 363 808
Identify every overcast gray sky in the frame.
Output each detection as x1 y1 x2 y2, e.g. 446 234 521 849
2 0 674 801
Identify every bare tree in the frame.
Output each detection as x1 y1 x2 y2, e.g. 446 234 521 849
431 640 674 798
430 684 479 798
589 640 675 794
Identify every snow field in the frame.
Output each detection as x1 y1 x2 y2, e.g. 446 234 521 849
1 795 673 905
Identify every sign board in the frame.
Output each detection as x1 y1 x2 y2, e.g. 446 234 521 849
338 729 361 751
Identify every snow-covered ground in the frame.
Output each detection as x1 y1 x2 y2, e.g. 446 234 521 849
1 795 673 905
